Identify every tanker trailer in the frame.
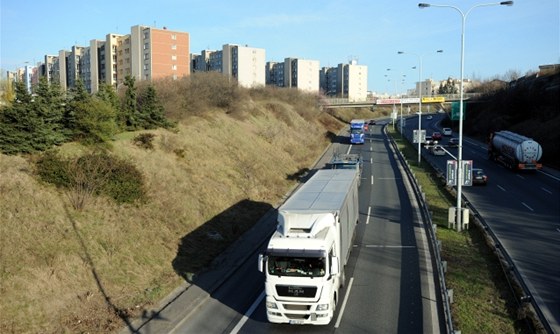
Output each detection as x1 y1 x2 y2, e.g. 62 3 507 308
488 131 542 170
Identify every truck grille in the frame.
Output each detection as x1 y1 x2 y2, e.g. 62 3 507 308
276 285 317 297
283 304 311 311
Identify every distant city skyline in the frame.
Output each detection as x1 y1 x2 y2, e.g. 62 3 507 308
1 0 558 94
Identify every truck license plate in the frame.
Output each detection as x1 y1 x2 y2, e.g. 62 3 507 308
289 320 304 325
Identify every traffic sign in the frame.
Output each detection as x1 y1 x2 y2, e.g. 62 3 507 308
413 129 426 143
447 160 473 186
451 102 467 120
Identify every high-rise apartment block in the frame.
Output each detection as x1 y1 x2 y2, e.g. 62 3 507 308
23 25 190 94
284 58 320 93
192 44 266 88
266 58 320 93
8 24 370 99
320 60 368 101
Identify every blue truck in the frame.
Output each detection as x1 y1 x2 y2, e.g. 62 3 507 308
349 119 365 144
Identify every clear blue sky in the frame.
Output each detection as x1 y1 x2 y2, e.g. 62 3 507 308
1 0 558 94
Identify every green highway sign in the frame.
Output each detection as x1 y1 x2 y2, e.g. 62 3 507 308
451 102 467 121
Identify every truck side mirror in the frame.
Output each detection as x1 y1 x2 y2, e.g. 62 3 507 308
330 256 340 276
257 254 266 273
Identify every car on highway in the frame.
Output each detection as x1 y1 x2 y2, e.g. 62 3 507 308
431 132 442 140
430 145 445 156
424 138 438 146
448 138 459 147
443 128 452 136
472 168 488 185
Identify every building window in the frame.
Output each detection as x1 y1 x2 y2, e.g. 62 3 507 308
172 65 177 70
171 55 177 61
171 34 177 40
171 44 177 50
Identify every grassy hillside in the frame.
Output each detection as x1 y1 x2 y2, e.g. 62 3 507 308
0 81 382 333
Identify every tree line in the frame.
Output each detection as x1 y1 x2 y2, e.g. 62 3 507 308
0 76 173 154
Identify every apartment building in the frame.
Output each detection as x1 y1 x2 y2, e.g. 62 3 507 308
192 44 265 88
128 25 190 84
341 61 368 102
320 60 368 101
34 25 190 93
38 55 57 84
283 58 320 93
265 61 284 87
319 66 338 96
222 44 265 88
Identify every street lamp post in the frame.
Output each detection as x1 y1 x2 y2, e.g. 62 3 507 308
400 74 406 136
398 50 443 165
418 1 513 231
387 68 398 129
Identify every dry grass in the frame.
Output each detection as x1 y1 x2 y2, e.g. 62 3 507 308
0 86 389 333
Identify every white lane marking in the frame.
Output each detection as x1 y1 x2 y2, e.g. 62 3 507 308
541 187 553 195
497 185 507 192
371 175 374 185
230 290 265 334
346 146 352 154
334 277 354 328
366 206 372 225
516 174 526 180
364 245 416 248
521 202 534 212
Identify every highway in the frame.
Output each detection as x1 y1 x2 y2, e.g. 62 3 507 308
122 122 445 333
403 113 560 333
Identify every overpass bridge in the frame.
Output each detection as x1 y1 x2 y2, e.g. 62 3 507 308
320 93 481 108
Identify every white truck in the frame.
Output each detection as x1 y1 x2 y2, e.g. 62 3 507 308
488 130 543 170
258 169 359 325
327 153 363 186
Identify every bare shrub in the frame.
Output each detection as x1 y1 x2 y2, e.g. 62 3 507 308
133 133 155 150
65 153 110 210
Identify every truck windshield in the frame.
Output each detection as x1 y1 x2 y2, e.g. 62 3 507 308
268 256 326 277
332 164 355 170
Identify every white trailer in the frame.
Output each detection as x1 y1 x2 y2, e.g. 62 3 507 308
258 169 359 325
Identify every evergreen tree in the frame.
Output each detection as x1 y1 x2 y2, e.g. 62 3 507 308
138 84 173 129
73 97 118 144
0 80 66 153
68 79 90 103
121 75 139 129
96 83 120 111
65 79 92 139
14 80 32 104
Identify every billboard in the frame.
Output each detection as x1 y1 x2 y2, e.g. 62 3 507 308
421 96 445 103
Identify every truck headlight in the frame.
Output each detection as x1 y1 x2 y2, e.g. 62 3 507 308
266 301 278 309
316 303 329 311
